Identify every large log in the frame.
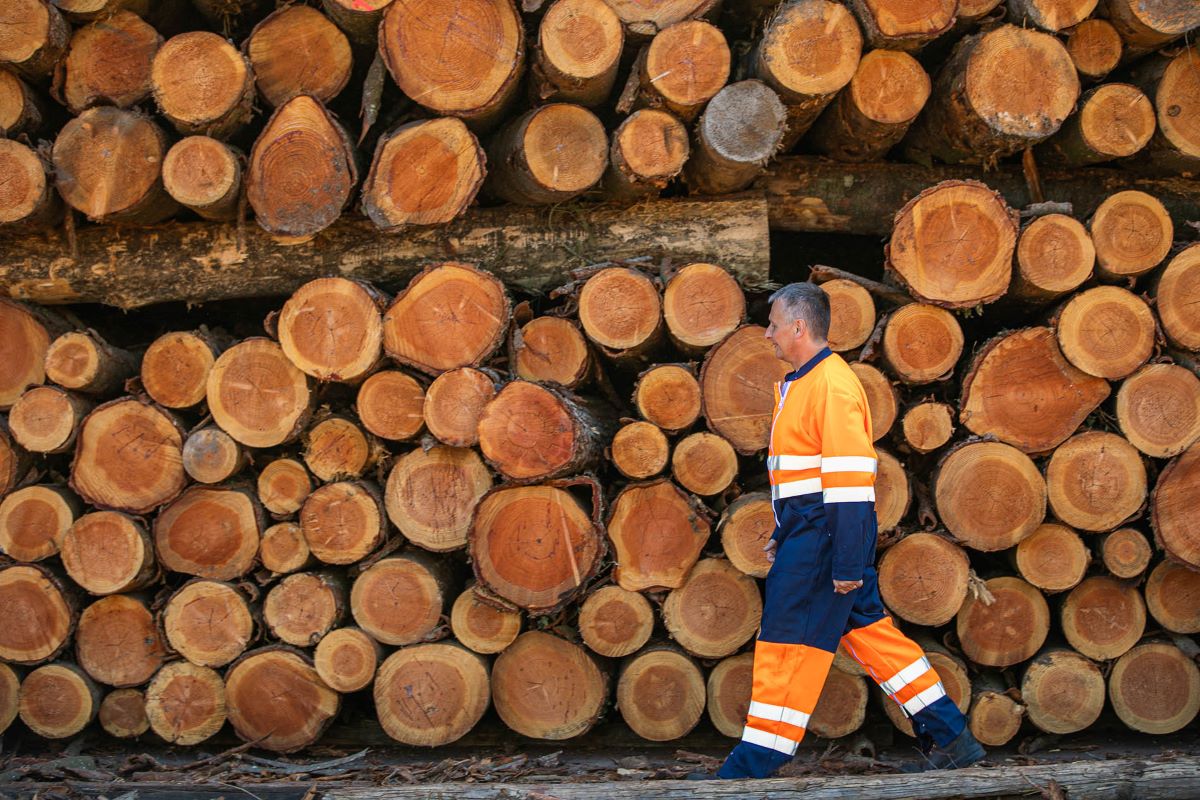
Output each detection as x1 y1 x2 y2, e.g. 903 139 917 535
616 644 706 741
245 5 352 108
478 381 607 482
685 81 787 195
58 11 160 114
277 277 385 383
700 325 791 454
661 558 761 659
485 103 608 205
877 533 969 626
145 661 226 745
935 441 1046 551
424 368 496 447
1013 522 1088 593
1061 575 1145 660
629 20 729 123
0 484 79 563
577 584 653 658
154 485 264 580
491 631 607 740
662 263 746 356
1037 83 1155 166
956 576 1050 667
532 0 623 107
0 564 75 665
75 594 165 688
1151 441 1200 570
161 579 256 668
1046 431 1146 533
0 140 59 231
1127 46 1200 174
224 647 341 753
0 0 70 81
1144 560 1200 634
206 338 312 449
384 446 491 552
1022 648 1105 734
18 662 100 739
61 511 156 595
374 643 490 746
152 32 253 140
1156 245 1200 352
1108 642 1200 735
1010 213 1094 303
350 552 450 646
607 478 709 592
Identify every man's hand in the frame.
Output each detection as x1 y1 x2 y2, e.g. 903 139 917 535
833 579 862 594
763 539 777 563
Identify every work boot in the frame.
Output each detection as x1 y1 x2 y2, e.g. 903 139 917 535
902 728 986 772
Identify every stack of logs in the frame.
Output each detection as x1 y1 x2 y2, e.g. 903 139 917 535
0 0 1197 242
0 172 1197 752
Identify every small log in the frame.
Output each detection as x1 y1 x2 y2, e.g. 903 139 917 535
960 327 1110 454
0 0 70 81
379 0 523 126
706 651 753 738
718 491 773 579
1100 0 1200 57
276 277 384 383
901 401 954 454
314 627 383 692
849 0 955 50
1038 83 1154 166
356 370 425 441
45 331 137 396
145 661 226 745
878 533 970 626
1154 442 1200 570
491 631 607 739
1014 522 1088 593
956 576 1050 667
350 552 450 645
603 109 689 199
662 263 746 356
1057 286 1155 381
608 478 709 592
224 647 341 753
1022 648 1105 734
18 663 100 739
700 325 791 454
512 317 592 388
99 688 149 739
885 181 1017 309
1061 575 1146 660
848 362 898 442
578 267 663 366
384 446 492 552
0 68 43 138
155 486 263 580
319 0 391 45
672 431 737 496
662 558 761 659
485 103 608 204
968 673 1024 747
61 511 155 595
1100 528 1152 579
604 0 717 38
1129 46 1200 174
819 279 876 354
51 107 178 224
300 481 387 565
141 329 225 410
1008 0 1098 32
302 416 379 482
533 0 623 106
260 522 312 575
247 95 358 241
1109 642 1200 735
1066 18 1122 80
424 368 496 447
936 441 1046 551
76 595 165 688
617 644 706 741
58 10 159 113
808 49 930 163
0 485 80 563
162 136 242 222
244 5 352 108
257 459 313 518
685 80 787 195
183 426 247 485
578 584 653 658
9 386 90 455
70 398 187 515
362 118 486 230
610 420 670 479
53 0 151 22
1145 560 1200 634
875 448 910 533
632 20 728 122
1088 190 1173 281
382 262 510 376
375 643 490 746
450 587 521 655
635 365 701 434
206 338 312 448
0 300 53 410
902 25 1080 165
162 579 256 668
808 666 868 739
882 646 970 738
471 481 604 613
264 571 347 647
0 139 59 230
478 381 606 482
1156 245 1200 352
880 303 963 384
1010 213 1094 303
1046 431 1146 532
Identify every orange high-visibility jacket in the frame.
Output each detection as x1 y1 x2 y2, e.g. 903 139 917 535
767 348 878 581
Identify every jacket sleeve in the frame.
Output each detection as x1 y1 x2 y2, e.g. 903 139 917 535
819 382 878 582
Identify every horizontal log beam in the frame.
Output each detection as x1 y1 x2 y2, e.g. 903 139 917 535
0 196 771 308
760 157 1200 236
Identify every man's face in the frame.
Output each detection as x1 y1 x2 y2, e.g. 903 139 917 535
765 300 804 363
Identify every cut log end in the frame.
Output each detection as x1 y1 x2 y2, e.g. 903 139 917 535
207 338 311 449
0 485 78 563
1152 442 1200 571
605 109 689 197
706 652 753 738
62 511 154 595
182 426 245 485
969 689 1024 747
956 576 1050 667
1047 431 1146 533
385 446 491 552
357 370 425 441
300 481 386 565
966 25 1079 141
0 139 56 229
1100 528 1152 579
901 401 954 454
246 5 352 108
9 386 88 455
635 365 701 433
0 300 50 410
477 381 594 482
686 80 787 195
1057 286 1155 380
610 421 669 480
224 648 341 753
264 571 346 647
303 417 376 482
810 666 868 739
0 663 17 735
608 479 708 592
848 362 898 442
1153 47 1200 166
492 631 606 740
163 580 255 668
99 688 149 739
1022 649 1105 734
375 643 490 746
257 459 313 518
1061 575 1146 661
424 368 495 447
702 325 791 454
644 20 729 118
1066 18 1122 79
141 330 220 410
820 279 875 352
1014 522 1088 592
536 0 623 106
76 594 165 688
578 585 653 658
450 588 522 655
1089 190 1173 280
1145 560 1200 634
260 522 311 575
672 431 737 496
882 303 964 384
314 627 382 693
350 554 447 646
513 317 591 388
936 441 1046 551
19 663 99 739
151 31 251 137
45 331 134 395
1013 214 1094 301
662 558 761 659
579 267 663 356
488 103 608 204
759 0 861 106
1109 642 1200 734
719 492 773 579
279 278 384 383
662 263 746 354
878 533 970 626
617 647 706 741
145 662 227 745
1156 245 1200 352
61 11 159 114
155 486 262 580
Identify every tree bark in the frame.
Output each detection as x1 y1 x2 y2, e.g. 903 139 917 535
512 317 592 389
263 571 347 647
0 484 80 563
356 370 425 441
935 441 1046 551
300 480 388 565
161 579 257 668
1021 647 1105 734
303 416 381 482
672 432 737 496
0 139 59 231
485 103 608 204
900 401 954 454
956 576 1050 667
0 69 44 138
449 586 522 655
706 651 753 738
244 5 352 108
577 584 654 657
1126 47 1200 174
662 262 746 356
1037 83 1154 166
154 485 264 580
384 445 492 552
634 364 701 434
1046 431 1146 532
603 109 689 200
98 688 149 739
1087 190 1173 281
1065 18 1122 80
145 661 226 745
478 381 609 482
18 662 100 739
0 0 70 81
1099 0 1200 58
617 644 706 741
533 0 623 107
256 459 313 518
1061 575 1146 660
350 552 451 645
877 533 969 626
1152 441 1200 570
609 420 670 480
182 426 246 485
1010 213 1095 303
140 329 227 410
224 647 341 753
75 594 165 687
1108 642 1200 735
608 478 709 592
1099 528 1151 579
423 368 497 447
1013 522 1088 593
685 80 787 195
320 0 393 47
1155 245 1200 352
1007 0 1098 32
314 626 383 692
61 511 156 595
58 11 160 114
259 522 312 575
374 642 491 746
491 631 607 739
901 25 1079 165
662 557 761 659
849 0 955 50
207 338 312 448
701 325 790 454
1144 560 1200 634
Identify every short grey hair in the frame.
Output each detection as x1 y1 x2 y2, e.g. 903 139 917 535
769 282 830 341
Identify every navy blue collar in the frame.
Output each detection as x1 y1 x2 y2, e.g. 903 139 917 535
783 346 832 383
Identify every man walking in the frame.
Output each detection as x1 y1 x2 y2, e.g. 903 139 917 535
712 283 984 779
